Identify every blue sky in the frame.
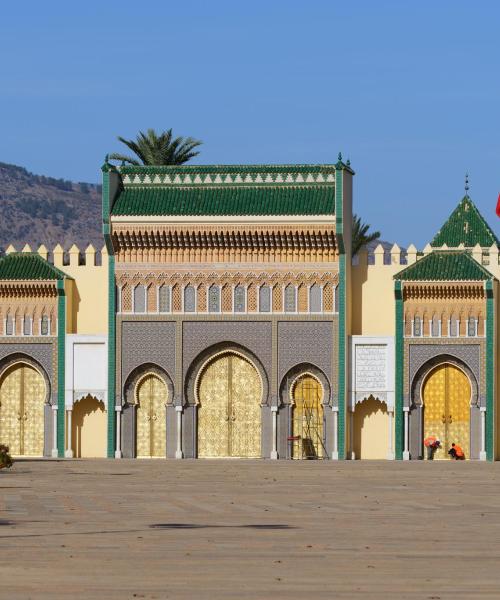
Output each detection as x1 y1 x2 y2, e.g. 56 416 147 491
1 0 499 246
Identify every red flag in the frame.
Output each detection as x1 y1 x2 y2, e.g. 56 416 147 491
497 193 500 217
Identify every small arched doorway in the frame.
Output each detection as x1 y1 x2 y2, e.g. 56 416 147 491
423 363 471 460
136 374 168 458
72 395 107 458
197 352 262 458
0 362 46 456
291 374 324 459
353 397 388 459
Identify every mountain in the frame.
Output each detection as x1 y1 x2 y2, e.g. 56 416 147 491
0 161 103 252
0 161 396 257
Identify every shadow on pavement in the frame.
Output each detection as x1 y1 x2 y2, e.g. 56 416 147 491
150 523 295 530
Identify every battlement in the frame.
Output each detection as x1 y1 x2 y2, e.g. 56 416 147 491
3 243 108 335
354 242 500 270
5 243 108 268
351 242 500 337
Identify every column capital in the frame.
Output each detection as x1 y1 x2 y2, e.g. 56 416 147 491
332 405 339 413
51 404 58 411
480 406 487 413
270 405 278 413
175 405 183 413
403 406 410 413
115 405 122 412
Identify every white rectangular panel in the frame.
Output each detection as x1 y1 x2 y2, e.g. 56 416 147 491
73 343 107 390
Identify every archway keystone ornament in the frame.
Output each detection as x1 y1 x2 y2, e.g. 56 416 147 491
197 352 262 458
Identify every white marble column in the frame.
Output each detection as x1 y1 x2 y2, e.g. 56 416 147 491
332 406 339 460
403 407 410 460
51 405 58 458
348 408 356 460
65 408 73 458
115 406 122 459
175 405 183 459
480 407 487 461
270 406 278 460
387 409 395 460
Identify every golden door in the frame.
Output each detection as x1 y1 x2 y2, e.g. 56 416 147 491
198 354 261 458
423 364 470 460
136 374 167 458
292 375 324 459
0 364 45 456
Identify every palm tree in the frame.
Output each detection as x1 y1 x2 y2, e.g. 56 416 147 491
352 214 381 256
109 128 202 166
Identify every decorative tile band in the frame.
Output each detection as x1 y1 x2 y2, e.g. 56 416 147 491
121 173 336 186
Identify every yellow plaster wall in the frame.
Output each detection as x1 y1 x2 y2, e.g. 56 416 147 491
54 246 109 335
353 399 389 459
351 247 401 336
71 396 107 458
7 244 109 335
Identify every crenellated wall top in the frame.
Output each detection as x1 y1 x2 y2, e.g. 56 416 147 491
353 242 500 273
4 244 108 268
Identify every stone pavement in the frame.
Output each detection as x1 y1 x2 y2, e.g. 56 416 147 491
1 459 500 599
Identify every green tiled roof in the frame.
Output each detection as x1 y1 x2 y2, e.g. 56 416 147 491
394 250 493 282
110 164 336 217
0 253 69 281
431 196 499 248
112 185 335 217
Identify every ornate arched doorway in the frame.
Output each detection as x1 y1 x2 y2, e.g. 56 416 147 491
135 374 168 458
197 352 262 458
0 363 46 456
423 364 471 460
291 374 324 459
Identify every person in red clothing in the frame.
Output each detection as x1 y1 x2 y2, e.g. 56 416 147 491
448 443 465 460
424 436 441 460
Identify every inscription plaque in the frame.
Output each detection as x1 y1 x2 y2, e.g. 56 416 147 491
355 345 387 390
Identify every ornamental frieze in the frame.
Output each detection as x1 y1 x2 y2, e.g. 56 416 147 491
115 270 339 287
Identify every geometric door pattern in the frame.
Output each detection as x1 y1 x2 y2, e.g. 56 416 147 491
291 375 324 459
136 374 167 458
423 364 470 460
197 353 262 458
0 363 46 456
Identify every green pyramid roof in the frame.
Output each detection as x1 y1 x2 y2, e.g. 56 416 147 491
0 253 69 281
394 250 493 282
431 196 499 248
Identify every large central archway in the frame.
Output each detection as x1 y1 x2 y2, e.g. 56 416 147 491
197 352 262 458
0 362 46 456
423 363 471 460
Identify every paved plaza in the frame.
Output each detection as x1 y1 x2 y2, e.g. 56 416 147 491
1 460 500 599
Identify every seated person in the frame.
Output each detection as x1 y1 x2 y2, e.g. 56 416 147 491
448 443 465 460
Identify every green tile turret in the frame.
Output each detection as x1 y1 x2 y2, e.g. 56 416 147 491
394 250 493 282
431 196 499 248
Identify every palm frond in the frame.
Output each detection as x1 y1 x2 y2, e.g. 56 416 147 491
109 128 202 166
108 152 141 166
352 214 381 256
